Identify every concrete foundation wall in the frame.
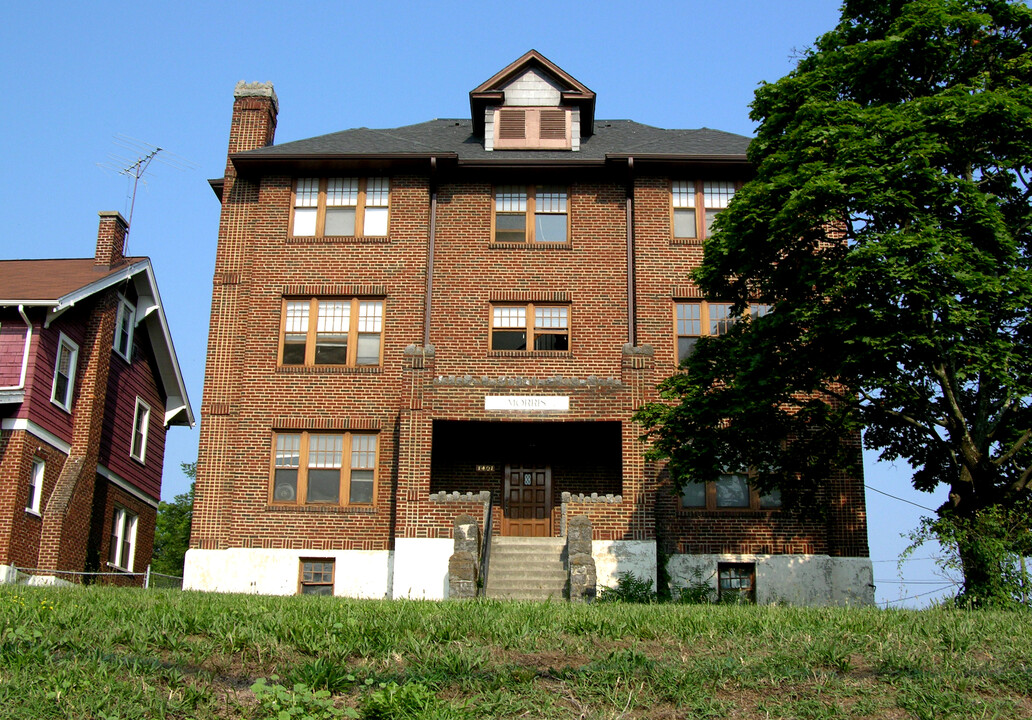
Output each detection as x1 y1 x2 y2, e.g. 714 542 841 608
592 540 658 590
183 548 391 598
392 538 453 600
666 553 875 606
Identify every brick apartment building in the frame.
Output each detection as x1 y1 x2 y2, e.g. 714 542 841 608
185 51 874 604
0 212 194 585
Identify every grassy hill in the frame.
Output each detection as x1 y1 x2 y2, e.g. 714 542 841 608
0 584 1029 719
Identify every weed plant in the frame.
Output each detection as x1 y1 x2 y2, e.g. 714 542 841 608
0 585 1030 718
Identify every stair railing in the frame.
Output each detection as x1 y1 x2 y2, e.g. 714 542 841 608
477 492 494 597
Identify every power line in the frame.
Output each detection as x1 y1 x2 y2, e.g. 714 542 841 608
865 484 937 512
878 582 959 606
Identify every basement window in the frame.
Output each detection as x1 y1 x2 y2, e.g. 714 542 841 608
718 563 755 603
299 559 335 595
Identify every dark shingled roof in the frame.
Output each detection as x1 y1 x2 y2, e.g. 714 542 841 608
235 119 751 162
0 258 147 304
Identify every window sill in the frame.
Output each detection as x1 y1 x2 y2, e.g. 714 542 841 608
266 504 377 515
488 241 572 251
287 235 391 245
113 351 132 365
130 455 146 466
487 350 574 359
50 400 72 414
106 562 132 574
276 365 383 375
671 237 704 246
24 508 41 518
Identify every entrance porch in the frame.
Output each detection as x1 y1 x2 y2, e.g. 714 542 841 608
430 420 623 537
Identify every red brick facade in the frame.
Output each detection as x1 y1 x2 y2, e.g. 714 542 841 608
189 55 870 601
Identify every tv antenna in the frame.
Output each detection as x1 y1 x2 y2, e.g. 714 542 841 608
98 135 196 252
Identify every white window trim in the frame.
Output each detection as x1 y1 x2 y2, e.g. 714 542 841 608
130 397 151 464
50 332 79 412
109 506 138 571
26 458 44 515
114 294 136 362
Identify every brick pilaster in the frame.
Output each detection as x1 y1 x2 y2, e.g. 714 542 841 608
193 83 278 551
37 290 118 576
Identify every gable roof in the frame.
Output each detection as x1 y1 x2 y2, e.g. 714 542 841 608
469 50 597 137
0 257 195 427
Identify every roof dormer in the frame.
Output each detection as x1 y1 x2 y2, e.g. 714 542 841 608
470 50 596 152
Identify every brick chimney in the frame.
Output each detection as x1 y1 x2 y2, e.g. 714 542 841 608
95 211 129 267
226 81 278 175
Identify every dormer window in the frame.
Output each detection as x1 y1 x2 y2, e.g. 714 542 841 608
493 108 571 150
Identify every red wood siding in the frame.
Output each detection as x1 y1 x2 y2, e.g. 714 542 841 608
22 309 90 440
97 325 166 500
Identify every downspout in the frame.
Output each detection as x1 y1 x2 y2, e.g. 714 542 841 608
626 157 636 346
0 305 33 391
424 156 437 347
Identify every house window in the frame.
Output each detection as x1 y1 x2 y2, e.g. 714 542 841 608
680 473 783 511
113 295 135 361
493 107 572 150
130 397 151 463
299 559 335 595
271 431 378 506
494 186 568 243
674 301 737 363
491 304 569 351
672 180 736 240
291 177 390 237
280 298 384 367
109 507 137 571
718 563 756 603
51 333 79 412
27 458 44 514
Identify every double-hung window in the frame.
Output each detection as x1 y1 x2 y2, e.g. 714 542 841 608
674 301 736 363
51 333 78 412
494 186 568 243
491 304 569 351
113 295 135 361
675 301 771 363
130 398 150 463
291 177 390 237
672 180 736 240
271 431 378 506
27 458 44 514
281 298 384 367
680 472 782 510
109 507 138 571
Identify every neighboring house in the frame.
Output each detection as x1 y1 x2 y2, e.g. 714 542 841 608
186 51 874 604
0 212 194 585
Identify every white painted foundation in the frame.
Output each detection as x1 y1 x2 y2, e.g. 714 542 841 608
592 540 658 590
391 538 454 600
666 553 875 606
183 548 391 598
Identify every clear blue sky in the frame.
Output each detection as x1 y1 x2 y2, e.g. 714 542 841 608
1 1 954 606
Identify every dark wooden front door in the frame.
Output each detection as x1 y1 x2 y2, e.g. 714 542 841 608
503 465 552 536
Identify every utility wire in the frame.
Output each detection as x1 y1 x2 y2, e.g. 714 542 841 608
865 484 937 512
878 582 959 606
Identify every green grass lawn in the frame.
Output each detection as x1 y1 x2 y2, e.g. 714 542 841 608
0 585 1029 719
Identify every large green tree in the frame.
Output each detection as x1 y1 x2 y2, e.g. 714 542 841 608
151 462 195 577
636 0 1032 604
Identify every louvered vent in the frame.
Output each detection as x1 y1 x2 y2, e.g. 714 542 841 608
492 107 572 150
498 109 527 140
539 110 567 140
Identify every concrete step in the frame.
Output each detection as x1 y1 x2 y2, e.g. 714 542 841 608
484 536 569 601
